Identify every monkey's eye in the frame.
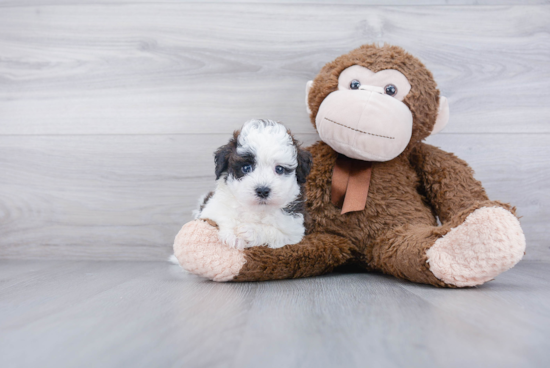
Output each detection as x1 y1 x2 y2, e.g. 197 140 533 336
275 165 285 175
241 164 252 174
350 79 361 90
384 84 398 97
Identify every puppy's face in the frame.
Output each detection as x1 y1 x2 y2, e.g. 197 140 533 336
214 120 311 210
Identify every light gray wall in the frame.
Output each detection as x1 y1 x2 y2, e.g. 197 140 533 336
1 1 548 261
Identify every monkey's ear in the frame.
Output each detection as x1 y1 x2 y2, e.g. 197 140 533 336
214 143 233 180
296 148 312 184
431 96 449 135
305 80 314 115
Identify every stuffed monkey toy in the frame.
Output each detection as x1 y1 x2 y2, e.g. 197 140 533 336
174 44 526 287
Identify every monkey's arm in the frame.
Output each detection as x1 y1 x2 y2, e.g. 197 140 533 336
173 220 355 282
410 143 515 225
234 232 354 281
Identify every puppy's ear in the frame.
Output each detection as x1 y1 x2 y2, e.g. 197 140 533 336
295 147 312 184
214 141 234 180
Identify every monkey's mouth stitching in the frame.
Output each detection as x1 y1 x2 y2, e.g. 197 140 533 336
324 117 395 140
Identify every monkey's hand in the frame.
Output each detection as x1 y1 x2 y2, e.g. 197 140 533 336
173 220 246 282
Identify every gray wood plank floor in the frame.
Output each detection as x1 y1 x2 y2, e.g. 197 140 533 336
0 260 548 368
1 1 549 261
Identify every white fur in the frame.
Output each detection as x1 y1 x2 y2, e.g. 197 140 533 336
197 119 305 249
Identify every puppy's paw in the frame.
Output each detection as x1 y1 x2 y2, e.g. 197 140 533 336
219 230 247 250
234 224 258 246
266 239 288 249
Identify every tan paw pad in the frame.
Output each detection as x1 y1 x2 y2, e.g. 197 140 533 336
173 220 246 282
427 207 526 287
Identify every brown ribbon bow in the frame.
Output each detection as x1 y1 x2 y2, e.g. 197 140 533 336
331 155 373 214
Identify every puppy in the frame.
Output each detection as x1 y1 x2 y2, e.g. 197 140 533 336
194 119 312 249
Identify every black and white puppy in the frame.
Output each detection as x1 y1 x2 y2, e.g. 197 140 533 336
195 119 312 249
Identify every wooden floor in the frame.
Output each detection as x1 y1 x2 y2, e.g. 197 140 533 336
0 260 548 368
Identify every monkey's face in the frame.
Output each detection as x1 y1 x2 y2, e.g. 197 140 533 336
307 45 450 161
314 65 413 162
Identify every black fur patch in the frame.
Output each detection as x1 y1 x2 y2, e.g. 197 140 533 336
282 185 311 233
282 186 306 217
228 152 255 180
288 131 313 184
199 191 214 213
296 148 312 184
214 130 256 181
283 132 313 231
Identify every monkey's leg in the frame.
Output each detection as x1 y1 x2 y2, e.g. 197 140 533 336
174 220 356 282
371 201 525 287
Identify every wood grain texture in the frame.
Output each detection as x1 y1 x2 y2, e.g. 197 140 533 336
0 259 549 368
0 4 549 135
0 133 548 261
1 1 548 6
0 2 548 261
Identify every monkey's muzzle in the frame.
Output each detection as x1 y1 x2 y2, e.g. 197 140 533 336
315 86 413 162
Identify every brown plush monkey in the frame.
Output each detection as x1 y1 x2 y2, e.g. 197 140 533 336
174 44 525 287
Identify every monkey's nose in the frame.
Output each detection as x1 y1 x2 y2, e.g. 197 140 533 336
255 186 271 199
358 85 384 94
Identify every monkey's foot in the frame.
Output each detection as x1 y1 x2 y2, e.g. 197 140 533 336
426 207 526 287
173 220 246 282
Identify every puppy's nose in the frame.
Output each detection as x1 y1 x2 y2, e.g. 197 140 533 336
255 186 271 199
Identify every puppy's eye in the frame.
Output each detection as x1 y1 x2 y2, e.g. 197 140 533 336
384 84 398 97
350 79 361 90
241 164 252 174
275 166 285 175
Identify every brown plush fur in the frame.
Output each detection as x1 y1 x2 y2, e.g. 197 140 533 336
233 44 516 286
